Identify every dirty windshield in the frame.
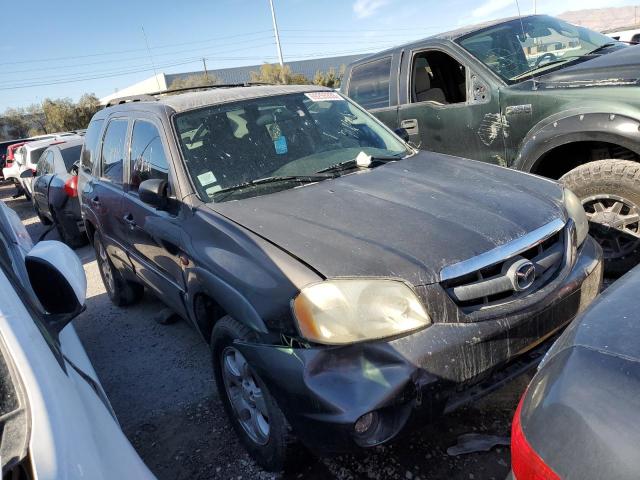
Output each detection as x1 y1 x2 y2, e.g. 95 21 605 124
174 91 409 202
457 16 621 82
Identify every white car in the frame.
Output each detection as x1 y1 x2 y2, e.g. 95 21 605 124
0 202 155 479
17 136 82 199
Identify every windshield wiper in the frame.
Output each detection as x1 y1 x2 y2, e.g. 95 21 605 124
585 42 618 55
317 154 404 174
211 174 334 200
511 58 574 80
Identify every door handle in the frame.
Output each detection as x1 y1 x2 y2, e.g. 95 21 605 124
123 213 137 228
90 196 101 206
400 118 418 129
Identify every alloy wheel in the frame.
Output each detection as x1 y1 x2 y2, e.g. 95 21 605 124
221 346 270 445
583 194 640 260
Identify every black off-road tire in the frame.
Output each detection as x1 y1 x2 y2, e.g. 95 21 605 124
211 316 295 472
560 159 640 276
93 232 144 306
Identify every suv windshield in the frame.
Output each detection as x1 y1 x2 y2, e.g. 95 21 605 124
174 91 409 202
457 15 622 82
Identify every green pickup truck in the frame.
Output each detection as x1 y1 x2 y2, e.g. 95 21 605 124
343 14 640 275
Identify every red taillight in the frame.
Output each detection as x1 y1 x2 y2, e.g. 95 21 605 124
511 394 560 480
64 176 78 197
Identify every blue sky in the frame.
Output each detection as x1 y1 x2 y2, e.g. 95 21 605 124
0 0 636 110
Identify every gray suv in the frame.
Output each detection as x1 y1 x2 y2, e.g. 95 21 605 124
78 85 602 471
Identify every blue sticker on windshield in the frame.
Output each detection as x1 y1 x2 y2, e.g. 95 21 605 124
274 135 288 155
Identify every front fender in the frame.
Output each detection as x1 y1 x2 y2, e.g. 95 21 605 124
512 111 640 172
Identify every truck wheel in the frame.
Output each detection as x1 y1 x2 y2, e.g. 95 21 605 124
93 232 144 306
211 316 293 472
560 160 640 276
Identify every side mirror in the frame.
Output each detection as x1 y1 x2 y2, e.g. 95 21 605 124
25 240 86 334
139 179 168 210
394 128 410 143
20 169 33 179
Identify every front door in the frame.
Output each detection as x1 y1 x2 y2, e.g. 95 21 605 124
397 48 505 165
120 117 187 317
33 151 54 212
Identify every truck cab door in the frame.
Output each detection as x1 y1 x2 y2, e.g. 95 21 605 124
397 47 505 165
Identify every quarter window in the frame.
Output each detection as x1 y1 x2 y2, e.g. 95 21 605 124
100 119 128 185
128 120 169 192
347 57 392 110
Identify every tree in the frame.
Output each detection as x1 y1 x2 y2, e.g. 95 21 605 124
0 93 102 140
168 73 220 90
313 65 346 89
250 64 309 85
0 108 31 139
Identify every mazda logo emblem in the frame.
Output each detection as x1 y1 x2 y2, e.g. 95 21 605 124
514 261 536 291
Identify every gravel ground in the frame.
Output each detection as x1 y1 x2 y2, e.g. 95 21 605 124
1 181 531 480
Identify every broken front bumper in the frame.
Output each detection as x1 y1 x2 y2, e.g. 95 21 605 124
237 237 602 452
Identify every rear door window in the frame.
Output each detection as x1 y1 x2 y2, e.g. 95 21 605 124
347 57 392 110
100 119 128 185
128 120 169 192
81 119 104 173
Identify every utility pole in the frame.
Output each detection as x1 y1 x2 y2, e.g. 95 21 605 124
202 58 209 80
268 0 284 66
533 0 536 14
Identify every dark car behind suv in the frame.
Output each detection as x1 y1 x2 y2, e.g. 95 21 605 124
78 85 602 471
342 14 640 276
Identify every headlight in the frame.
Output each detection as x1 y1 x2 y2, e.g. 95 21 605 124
292 279 430 345
563 188 589 246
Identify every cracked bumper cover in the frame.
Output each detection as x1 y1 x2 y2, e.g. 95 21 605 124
236 237 603 452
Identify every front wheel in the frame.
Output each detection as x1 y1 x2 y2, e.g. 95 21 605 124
560 159 640 276
93 232 144 306
211 316 294 472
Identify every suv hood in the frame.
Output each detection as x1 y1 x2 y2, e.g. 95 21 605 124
536 46 640 88
210 152 564 285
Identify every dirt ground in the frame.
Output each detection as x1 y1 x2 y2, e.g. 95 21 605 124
2 181 532 480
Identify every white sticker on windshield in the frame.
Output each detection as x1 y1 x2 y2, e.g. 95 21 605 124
197 171 217 186
304 91 342 102
206 185 222 195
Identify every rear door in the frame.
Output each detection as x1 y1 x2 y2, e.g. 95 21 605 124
92 118 131 271
120 116 187 316
346 55 400 130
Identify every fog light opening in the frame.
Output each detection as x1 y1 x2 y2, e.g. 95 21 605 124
354 411 378 435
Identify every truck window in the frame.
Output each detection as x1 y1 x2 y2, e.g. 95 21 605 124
347 57 392 110
411 51 466 105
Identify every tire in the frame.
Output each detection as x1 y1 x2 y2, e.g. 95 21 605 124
33 202 52 226
560 159 640 276
93 232 144 306
52 209 87 249
211 316 294 472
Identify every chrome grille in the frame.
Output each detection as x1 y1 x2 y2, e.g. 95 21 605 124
441 219 568 312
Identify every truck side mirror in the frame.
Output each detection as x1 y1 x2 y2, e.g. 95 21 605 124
139 179 168 210
25 241 87 335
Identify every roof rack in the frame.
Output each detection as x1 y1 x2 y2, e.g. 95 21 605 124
105 94 158 107
152 82 274 97
104 83 275 108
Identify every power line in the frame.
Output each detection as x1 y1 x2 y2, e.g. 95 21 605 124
0 29 273 66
